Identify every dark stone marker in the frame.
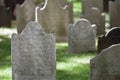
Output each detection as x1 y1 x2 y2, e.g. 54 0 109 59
0 6 11 27
98 27 120 53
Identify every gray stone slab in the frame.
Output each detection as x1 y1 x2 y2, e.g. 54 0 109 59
11 21 56 80
0 0 4 6
68 19 96 53
109 0 120 28
16 0 42 34
38 0 69 42
58 0 73 23
90 44 120 80
81 0 103 14
81 7 105 35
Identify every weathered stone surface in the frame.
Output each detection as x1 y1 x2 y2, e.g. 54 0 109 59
38 0 69 42
90 44 120 80
16 0 42 34
109 0 120 28
0 6 11 27
81 0 103 14
58 0 73 23
98 27 120 53
81 7 105 35
68 19 96 53
11 22 56 80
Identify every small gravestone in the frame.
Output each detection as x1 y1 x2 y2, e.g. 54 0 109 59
58 0 73 23
98 27 120 53
0 6 11 27
38 0 69 42
90 44 120 80
81 0 103 14
81 7 105 35
16 0 42 34
11 22 56 80
109 0 120 28
68 19 96 53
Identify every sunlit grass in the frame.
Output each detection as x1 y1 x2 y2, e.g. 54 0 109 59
74 2 82 21
56 43 95 80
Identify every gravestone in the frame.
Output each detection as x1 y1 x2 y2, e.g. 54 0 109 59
109 0 120 28
98 27 120 53
16 0 42 34
0 6 12 27
81 7 105 35
38 0 69 42
0 0 4 6
90 44 120 80
11 22 56 80
58 0 73 23
81 0 103 14
68 19 96 53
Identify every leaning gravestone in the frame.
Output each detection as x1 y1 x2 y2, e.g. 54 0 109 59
90 44 120 80
68 19 96 53
38 0 69 42
16 0 42 34
109 0 120 28
11 22 56 80
81 0 103 14
81 7 105 35
97 27 120 53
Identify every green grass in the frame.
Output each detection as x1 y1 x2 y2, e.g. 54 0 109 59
56 43 95 80
0 35 12 80
74 1 82 21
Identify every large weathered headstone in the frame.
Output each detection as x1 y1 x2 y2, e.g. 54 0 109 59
0 6 11 27
81 0 103 14
68 19 96 53
16 0 42 34
90 44 120 80
109 0 120 28
38 0 69 42
11 22 56 80
98 27 120 53
81 7 105 35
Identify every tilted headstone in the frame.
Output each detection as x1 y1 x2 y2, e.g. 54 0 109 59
81 0 103 14
38 0 69 42
81 7 105 35
68 19 96 53
109 0 120 28
97 27 120 53
58 0 73 23
90 44 120 80
16 0 42 34
11 22 56 80
0 6 11 27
